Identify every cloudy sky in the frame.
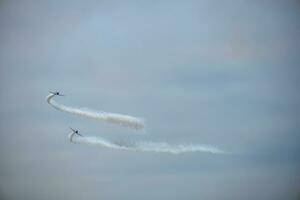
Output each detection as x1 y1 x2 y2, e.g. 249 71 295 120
0 1 299 199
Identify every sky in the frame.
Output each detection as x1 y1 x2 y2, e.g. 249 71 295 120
0 0 300 199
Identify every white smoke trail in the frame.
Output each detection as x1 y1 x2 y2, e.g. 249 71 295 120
47 94 145 130
69 134 225 154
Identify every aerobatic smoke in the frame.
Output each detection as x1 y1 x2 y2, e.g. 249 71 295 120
69 134 225 154
47 94 145 130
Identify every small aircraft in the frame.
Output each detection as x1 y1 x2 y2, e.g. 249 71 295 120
49 91 65 96
69 127 83 143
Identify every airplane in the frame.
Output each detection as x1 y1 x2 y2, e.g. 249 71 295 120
49 91 65 96
69 127 83 143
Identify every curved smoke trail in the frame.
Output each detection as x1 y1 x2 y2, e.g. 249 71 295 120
47 94 145 130
69 134 225 154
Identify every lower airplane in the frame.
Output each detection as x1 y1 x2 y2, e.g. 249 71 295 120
69 127 83 143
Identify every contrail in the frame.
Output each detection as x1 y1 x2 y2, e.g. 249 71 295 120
46 93 145 130
69 134 225 154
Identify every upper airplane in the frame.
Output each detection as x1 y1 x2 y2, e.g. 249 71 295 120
49 91 65 96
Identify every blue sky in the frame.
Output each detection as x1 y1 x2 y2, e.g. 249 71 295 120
0 1 299 199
